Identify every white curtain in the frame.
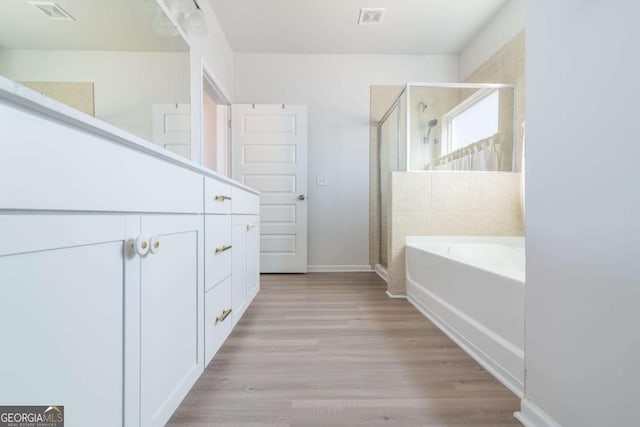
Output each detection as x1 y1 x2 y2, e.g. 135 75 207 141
429 135 501 171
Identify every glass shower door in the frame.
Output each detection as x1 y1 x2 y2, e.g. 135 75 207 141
379 103 400 268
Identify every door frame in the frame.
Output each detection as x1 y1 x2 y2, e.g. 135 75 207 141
200 60 232 176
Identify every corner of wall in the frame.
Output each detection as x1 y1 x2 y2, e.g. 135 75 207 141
457 0 526 80
515 398 563 427
194 0 236 101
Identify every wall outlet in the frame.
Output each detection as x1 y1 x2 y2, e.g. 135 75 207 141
316 176 329 186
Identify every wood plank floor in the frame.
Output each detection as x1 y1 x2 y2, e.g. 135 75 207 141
168 273 521 426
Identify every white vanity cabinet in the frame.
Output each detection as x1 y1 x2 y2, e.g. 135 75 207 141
247 219 260 302
230 188 261 326
202 178 261 367
0 215 135 427
232 214 260 326
202 177 235 368
0 214 207 427
0 82 260 427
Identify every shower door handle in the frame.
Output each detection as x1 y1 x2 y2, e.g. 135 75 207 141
297 194 306 201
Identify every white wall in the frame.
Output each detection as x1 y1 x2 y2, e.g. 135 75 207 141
0 49 189 142
234 54 458 270
198 1 234 99
156 0 235 164
520 1 640 426
158 0 234 99
458 0 526 80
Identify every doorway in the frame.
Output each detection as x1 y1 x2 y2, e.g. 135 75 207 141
202 65 231 176
231 104 308 273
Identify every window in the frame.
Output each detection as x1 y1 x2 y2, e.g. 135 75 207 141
444 89 499 153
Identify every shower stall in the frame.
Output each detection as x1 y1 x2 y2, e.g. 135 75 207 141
376 83 517 271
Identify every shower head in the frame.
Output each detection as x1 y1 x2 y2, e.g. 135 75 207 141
424 118 438 144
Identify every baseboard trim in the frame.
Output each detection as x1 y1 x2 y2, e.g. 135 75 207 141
407 279 524 399
374 264 389 282
515 399 563 427
307 265 373 272
385 290 406 299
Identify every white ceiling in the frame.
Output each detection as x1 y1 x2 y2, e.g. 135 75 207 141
207 0 509 54
0 0 188 51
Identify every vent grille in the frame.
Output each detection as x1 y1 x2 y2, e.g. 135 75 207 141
358 8 385 25
28 1 75 21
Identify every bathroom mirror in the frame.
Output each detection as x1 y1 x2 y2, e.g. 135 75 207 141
0 0 192 159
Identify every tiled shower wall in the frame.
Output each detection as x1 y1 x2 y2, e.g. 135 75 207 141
387 31 527 294
465 31 526 172
369 31 526 274
387 171 524 295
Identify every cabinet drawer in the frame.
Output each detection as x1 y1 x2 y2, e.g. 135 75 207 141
205 277 232 365
205 178 232 214
205 215 232 290
232 187 260 214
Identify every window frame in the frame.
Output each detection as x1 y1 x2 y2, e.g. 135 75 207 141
440 88 499 155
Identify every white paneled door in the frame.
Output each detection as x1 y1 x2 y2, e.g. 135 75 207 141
152 103 191 160
232 104 308 273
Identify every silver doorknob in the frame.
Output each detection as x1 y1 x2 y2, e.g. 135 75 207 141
298 194 306 201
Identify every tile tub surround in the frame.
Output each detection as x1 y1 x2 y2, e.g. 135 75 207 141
387 171 524 295
369 32 525 272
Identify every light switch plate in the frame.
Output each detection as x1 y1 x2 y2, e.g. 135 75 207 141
316 176 329 186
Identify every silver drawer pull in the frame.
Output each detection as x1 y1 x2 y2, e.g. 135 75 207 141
215 245 232 254
215 309 232 325
214 195 231 202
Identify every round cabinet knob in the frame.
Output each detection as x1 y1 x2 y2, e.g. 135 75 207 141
149 235 160 254
297 194 306 201
135 235 150 256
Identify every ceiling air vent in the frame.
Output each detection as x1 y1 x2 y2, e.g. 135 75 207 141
358 8 385 25
28 1 75 21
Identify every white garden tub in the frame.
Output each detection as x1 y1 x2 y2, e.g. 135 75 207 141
405 236 525 397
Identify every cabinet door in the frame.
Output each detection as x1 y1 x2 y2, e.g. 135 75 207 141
231 215 260 326
231 216 248 326
0 214 138 427
246 215 260 301
140 215 203 427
